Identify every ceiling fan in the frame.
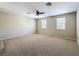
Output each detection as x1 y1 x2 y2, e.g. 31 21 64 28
36 10 45 16
27 10 45 16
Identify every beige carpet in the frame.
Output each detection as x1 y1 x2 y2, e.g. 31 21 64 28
0 34 79 56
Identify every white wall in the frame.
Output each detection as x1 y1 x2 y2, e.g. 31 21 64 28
77 9 79 45
0 12 36 40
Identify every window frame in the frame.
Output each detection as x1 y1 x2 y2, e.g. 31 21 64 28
41 19 47 29
56 17 65 30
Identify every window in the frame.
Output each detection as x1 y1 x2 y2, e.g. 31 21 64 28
41 19 46 29
57 17 65 30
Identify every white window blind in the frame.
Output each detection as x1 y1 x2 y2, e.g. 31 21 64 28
57 17 65 30
41 19 46 29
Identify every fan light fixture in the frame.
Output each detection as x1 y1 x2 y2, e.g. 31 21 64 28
46 2 52 7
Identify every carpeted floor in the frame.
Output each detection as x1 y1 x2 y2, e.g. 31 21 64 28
0 34 79 56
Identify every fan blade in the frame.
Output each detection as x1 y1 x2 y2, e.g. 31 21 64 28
39 12 45 14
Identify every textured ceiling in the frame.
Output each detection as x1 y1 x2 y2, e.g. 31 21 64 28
0 2 79 18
